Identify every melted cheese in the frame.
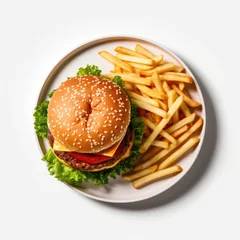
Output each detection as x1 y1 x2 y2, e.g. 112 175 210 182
53 140 72 152
53 139 122 157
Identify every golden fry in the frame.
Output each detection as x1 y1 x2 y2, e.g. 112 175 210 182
151 140 169 148
114 46 147 58
98 51 133 72
162 81 171 93
114 65 122 73
141 63 175 76
135 44 156 58
105 73 151 86
172 84 201 107
172 65 185 73
152 72 165 94
123 82 133 90
166 113 196 133
132 99 167 118
171 125 189 138
180 101 191 117
127 91 159 107
128 62 153 70
158 137 200 170
122 165 157 181
152 55 164 65
116 53 154 65
155 99 168 111
136 84 167 100
140 146 162 163
159 73 192 83
179 82 185 91
132 165 182 189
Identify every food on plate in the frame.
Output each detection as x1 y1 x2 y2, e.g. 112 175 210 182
99 44 203 189
34 65 144 186
34 42 203 190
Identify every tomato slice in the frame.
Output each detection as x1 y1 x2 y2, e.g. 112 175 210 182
66 130 131 164
67 141 126 164
67 152 111 164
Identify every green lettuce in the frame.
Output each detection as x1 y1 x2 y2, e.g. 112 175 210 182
34 65 144 186
112 75 124 88
33 101 49 138
76 65 102 76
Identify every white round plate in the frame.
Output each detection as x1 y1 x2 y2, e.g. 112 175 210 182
36 35 206 203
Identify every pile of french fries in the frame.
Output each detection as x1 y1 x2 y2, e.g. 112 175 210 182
99 44 203 189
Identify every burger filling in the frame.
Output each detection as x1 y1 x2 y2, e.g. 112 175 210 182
48 129 133 172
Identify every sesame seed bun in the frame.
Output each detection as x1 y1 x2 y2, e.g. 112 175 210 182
48 76 131 153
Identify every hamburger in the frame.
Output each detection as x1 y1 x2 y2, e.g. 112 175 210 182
34 65 144 186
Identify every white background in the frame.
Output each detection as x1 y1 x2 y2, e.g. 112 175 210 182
0 0 239 239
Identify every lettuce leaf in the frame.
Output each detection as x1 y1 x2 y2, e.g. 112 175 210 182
76 65 102 76
112 76 124 88
42 103 144 186
33 101 49 138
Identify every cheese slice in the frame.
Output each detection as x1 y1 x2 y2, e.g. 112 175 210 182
53 138 122 157
53 140 73 152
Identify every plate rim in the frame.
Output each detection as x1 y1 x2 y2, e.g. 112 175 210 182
34 35 206 203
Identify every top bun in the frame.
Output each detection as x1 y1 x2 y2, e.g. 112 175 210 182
48 76 131 153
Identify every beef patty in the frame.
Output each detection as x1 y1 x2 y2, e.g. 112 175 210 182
48 129 132 172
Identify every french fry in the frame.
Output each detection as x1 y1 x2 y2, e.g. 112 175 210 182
172 65 185 73
166 113 196 133
132 165 182 189
105 73 151 86
144 126 151 137
179 82 185 91
151 140 169 148
136 84 167 100
115 46 147 58
139 96 183 153
122 165 158 181
168 90 179 124
99 51 133 72
135 44 156 58
132 99 167 118
159 73 192 83
141 117 177 145
140 146 162 162
133 68 141 76
155 99 168 111
145 112 156 123
152 72 165 94
158 137 200 170
116 53 154 65
154 113 161 124
114 65 122 73
161 130 177 145
171 125 189 138
140 63 175 76
180 101 191 117
123 82 133 90
172 84 201 107
134 118 203 171
152 55 164 65
127 91 159 107
162 81 171 93
127 62 153 70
